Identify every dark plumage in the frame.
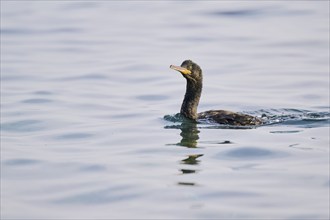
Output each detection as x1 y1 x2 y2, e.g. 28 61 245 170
170 60 263 126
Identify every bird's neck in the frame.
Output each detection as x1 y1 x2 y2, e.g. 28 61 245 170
180 80 202 121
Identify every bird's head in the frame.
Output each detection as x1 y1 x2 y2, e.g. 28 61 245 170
170 60 202 84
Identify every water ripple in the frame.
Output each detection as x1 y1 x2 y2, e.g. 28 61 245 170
79 164 107 172
1 27 82 35
254 109 330 128
34 91 53 95
207 6 311 18
22 98 52 104
270 130 303 134
52 185 141 205
217 147 287 160
54 133 93 140
210 8 263 17
4 158 42 166
200 190 261 198
58 73 108 81
1 119 44 132
136 95 169 101
164 109 330 129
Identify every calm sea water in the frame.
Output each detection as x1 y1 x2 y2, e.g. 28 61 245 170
1 1 329 219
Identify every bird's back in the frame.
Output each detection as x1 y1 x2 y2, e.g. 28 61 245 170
198 110 262 126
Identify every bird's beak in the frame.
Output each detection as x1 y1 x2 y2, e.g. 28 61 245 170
170 65 191 75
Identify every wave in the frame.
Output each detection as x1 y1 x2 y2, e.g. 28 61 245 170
164 108 330 129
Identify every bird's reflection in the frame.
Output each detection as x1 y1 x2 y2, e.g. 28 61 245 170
180 154 203 176
165 121 203 186
181 154 203 165
177 121 200 148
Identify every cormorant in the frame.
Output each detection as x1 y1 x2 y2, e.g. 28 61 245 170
170 60 262 126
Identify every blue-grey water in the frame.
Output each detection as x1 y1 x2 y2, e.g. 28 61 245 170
1 1 329 219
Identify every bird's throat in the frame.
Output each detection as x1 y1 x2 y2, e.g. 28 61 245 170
180 80 202 121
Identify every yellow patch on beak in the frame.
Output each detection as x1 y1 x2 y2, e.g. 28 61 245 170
170 65 191 75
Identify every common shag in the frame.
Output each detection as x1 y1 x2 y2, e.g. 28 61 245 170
170 60 262 126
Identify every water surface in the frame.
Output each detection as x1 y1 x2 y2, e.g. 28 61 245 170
1 1 329 219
